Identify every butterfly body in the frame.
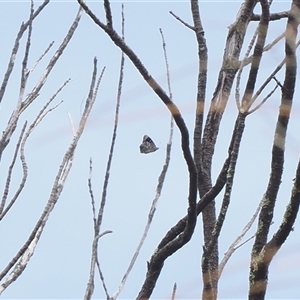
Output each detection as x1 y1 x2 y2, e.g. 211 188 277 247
140 135 158 154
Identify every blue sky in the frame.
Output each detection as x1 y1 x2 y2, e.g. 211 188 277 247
0 1 299 299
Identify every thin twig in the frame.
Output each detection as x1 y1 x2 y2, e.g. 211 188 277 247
247 38 300 112
0 2 35 160
28 41 55 75
112 28 175 300
104 0 113 29
20 6 83 113
169 11 194 30
88 158 97 231
0 5 81 162
235 26 259 110
88 160 111 300
0 78 69 220
248 83 278 114
77 2 198 300
234 235 255 250
240 0 270 113
218 199 262 277
67 111 76 136
243 32 285 67
85 6 125 299
171 283 177 300
0 60 102 291
95 255 110 299
0 0 50 105
0 122 27 217
21 0 34 90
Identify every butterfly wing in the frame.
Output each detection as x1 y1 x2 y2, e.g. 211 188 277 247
140 135 158 154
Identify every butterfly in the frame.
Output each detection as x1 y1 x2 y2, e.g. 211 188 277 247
140 135 159 154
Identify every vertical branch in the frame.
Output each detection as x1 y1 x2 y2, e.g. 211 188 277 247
77 4 198 299
219 199 262 277
249 1 299 299
200 0 258 187
0 78 70 221
0 59 101 288
21 6 83 113
111 28 175 300
0 0 49 105
0 5 83 161
0 122 27 217
96 20 125 234
190 0 208 185
104 0 113 28
202 113 246 299
171 283 177 300
235 26 259 110
77 0 196 179
197 2 264 299
84 5 125 300
20 0 34 91
266 157 300 249
241 0 270 112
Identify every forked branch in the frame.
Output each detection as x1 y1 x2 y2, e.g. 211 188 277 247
77 2 198 298
0 59 102 292
249 1 300 298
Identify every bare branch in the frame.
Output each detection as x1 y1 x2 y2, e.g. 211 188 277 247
248 39 300 112
77 4 198 299
171 283 177 300
251 10 289 21
0 6 82 162
87 159 111 300
241 0 270 113
219 199 262 277
96 16 125 234
249 1 300 297
248 83 278 114
85 230 112 300
251 1 298 257
0 78 69 221
159 28 173 100
199 0 259 200
77 1 197 190
202 113 246 295
20 0 34 90
0 0 50 104
235 25 259 110
242 32 285 67
0 122 27 218
113 28 175 300
95 250 111 300
157 154 230 251
266 157 300 250
191 0 208 187
21 6 83 113
169 11 194 30
84 6 124 300
0 223 44 292
28 41 55 75
104 0 113 28
0 59 102 289
67 111 76 136
88 158 97 231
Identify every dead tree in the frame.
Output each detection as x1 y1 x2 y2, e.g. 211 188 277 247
1 0 299 299
0 1 101 295
78 0 300 299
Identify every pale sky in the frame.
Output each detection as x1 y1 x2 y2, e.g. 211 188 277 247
0 1 299 299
